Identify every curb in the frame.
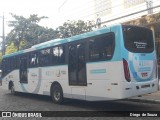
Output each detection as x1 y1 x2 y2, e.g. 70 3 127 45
126 98 160 104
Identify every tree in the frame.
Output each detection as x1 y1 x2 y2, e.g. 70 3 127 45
56 20 95 38
5 43 17 55
6 14 95 52
7 14 48 50
23 25 59 49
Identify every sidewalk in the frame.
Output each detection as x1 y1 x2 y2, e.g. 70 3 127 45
127 90 160 104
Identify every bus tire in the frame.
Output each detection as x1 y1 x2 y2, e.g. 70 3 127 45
51 84 63 104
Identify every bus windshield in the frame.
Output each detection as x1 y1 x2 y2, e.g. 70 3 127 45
123 25 154 53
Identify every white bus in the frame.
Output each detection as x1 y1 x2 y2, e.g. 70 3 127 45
1 24 158 104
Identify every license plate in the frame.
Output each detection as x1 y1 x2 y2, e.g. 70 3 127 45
141 72 148 77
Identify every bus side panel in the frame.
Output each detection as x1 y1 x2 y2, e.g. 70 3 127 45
1 70 19 91
41 65 71 97
12 68 40 94
1 74 11 90
86 61 123 101
85 26 125 101
22 68 39 93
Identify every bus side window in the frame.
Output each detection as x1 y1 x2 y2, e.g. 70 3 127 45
20 55 28 83
39 48 51 66
52 47 59 65
58 46 65 64
10 57 16 70
6 58 10 73
16 56 19 69
89 33 115 61
29 52 38 68
12 57 16 70
2 59 6 76
89 39 99 60
51 46 65 65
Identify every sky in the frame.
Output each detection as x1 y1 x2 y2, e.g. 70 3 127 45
0 0 94 37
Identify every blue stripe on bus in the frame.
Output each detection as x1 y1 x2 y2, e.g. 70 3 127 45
90 69 106 74
2 50 24 58
20 83 27 92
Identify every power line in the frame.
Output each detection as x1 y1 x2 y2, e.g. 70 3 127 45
100 4 160 26
55 2 157 29
58 0 68 13
58 1 125 20
66 3 145 20
67 4 160 28
61 0 160 21
60 0 94 12
59 0 132 19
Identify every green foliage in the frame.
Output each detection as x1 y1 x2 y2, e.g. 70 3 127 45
56 20 94 38
7 13 50 50
2 17 95 67
24 26 59 49
5 43 17 55
6 14 95 52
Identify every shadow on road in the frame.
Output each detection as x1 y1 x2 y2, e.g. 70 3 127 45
5 92 153 111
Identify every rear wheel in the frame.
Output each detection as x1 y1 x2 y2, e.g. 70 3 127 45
51 84 63 104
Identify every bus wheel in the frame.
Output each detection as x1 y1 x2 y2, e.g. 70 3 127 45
51 84 63 104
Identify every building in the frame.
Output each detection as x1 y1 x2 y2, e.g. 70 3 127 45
94 0 159 25
94 0 160 64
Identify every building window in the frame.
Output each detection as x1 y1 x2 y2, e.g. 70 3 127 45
95 0 112 17
124 0 145 8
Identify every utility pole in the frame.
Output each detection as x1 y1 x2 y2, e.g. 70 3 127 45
2 13 5 56
146 0 153 14
96 14 101 29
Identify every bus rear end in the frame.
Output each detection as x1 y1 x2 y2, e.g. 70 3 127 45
121 25 158 98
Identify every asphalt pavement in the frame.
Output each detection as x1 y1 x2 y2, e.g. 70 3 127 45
127 89 160 104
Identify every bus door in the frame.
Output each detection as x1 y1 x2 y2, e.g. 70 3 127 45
68 42 87 100
28 52 39 93
19 55 28 83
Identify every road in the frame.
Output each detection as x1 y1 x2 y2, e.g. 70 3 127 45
0 88 160 119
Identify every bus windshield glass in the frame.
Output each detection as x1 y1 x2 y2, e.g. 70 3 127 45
123 25 154 53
